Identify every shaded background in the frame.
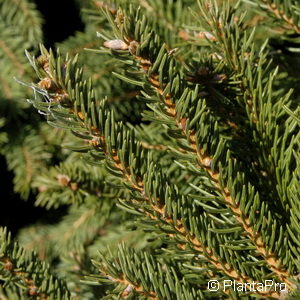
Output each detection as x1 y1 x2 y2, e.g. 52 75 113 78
0 0 84 236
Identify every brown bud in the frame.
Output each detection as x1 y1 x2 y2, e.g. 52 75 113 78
70 182 78 191
77 111 85 120
89 138 100 147
38 77 53 90
202 157 212 168
3 259 14 271
178 30 190 40
51 91 69 103
57 174 70 186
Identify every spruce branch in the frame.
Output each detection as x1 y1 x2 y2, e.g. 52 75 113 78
0 0 43 45
22 48 213 296
99 268 157 299
195 0 296 286
0 39 25 76
92 0 117 15
138 79 284 295
88 244 207 299
24 45 233 296
32 159 117 208
4 129 52 199
16 202 113 265
98 3 297 296
0 284 45 300
24 47 152 200
21 3 300 297
259 0 300 34
0 227 71 300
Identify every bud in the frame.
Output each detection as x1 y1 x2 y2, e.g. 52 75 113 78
103 39 128 50
57 174 70 186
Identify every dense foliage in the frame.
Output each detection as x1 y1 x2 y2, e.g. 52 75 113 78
0 0 299 299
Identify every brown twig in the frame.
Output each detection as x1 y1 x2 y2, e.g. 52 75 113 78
262 0 300 33
125 38 290 297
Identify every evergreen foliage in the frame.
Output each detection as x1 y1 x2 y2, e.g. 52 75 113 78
0 227 70 299
0 0 299 299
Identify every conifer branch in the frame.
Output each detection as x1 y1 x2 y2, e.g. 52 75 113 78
99 5 295 296
32 48 146 194
261 0 300 33
1 257 44 298
21 3 299 298
0 39 25 75
197 1 260 125
195 1 297 284
165 50 289 295
101 269 157 299
90 245 207 299
141 57 287 296
9 0 43 42
138 0 176 32
93 0 117 14
5 1 299 299
0 227 70 299
99 64 277 300
25 46 234 296
190 147 293 286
